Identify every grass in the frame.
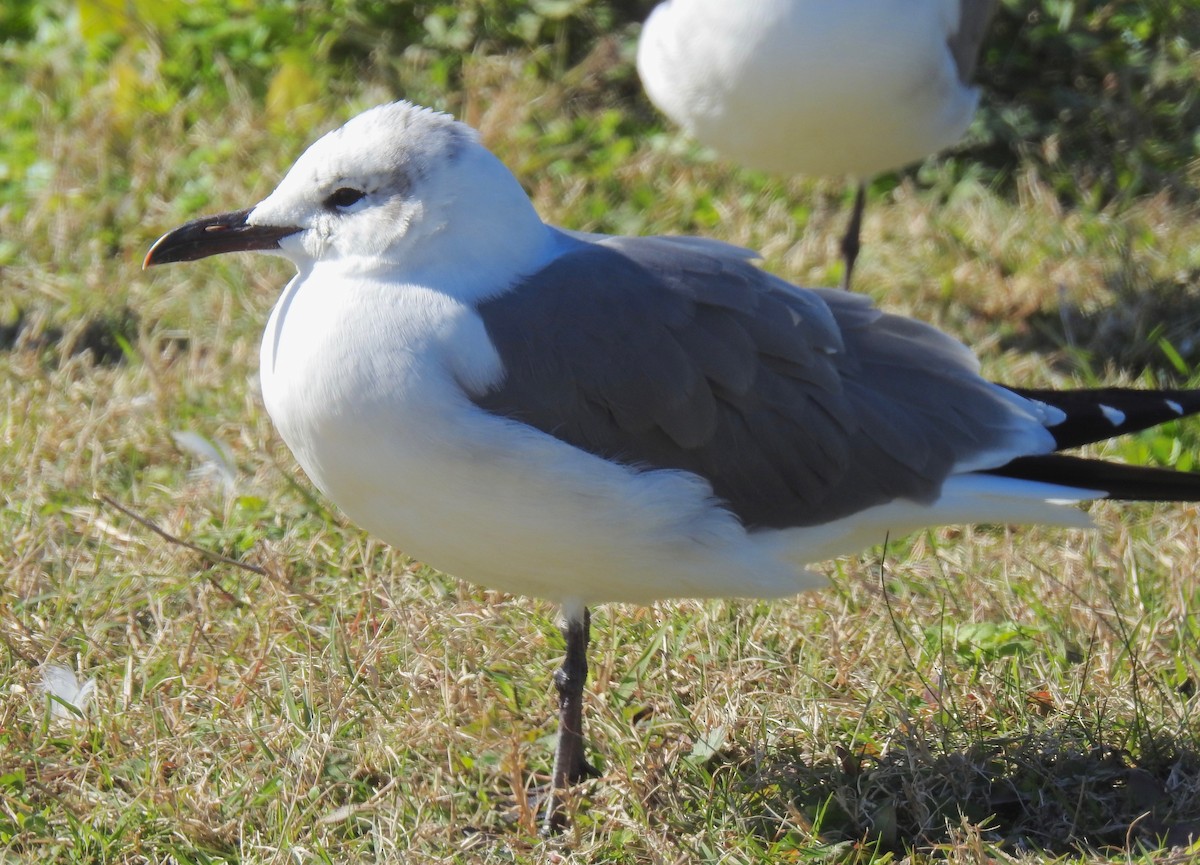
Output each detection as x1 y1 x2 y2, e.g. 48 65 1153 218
3 13 1200 865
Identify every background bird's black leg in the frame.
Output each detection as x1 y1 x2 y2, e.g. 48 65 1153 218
839 181 866 291
543 607 598 833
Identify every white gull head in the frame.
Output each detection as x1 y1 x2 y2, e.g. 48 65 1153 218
246 101 553 300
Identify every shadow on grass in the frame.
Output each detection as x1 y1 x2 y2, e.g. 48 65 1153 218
0 304 189 366
998 267 1200 377
725 720 1200 857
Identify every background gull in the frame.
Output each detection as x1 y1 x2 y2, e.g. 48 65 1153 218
145 101 1200 831
637 0 997 289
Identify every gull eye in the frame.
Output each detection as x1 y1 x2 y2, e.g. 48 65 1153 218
325 187 366 210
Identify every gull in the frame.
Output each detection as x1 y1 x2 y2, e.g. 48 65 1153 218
145 101 1200 830
637 0 997 289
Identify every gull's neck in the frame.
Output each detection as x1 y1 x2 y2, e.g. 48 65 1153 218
390 218 564 305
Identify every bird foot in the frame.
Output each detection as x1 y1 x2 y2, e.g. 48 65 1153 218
539 751 601 834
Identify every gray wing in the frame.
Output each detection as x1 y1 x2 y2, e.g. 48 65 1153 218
470 233 1046 530
950 0 998 83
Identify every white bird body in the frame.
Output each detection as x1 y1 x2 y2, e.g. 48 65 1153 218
259 246 1094 607
638 0 985 176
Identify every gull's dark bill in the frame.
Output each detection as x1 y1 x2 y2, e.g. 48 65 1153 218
143 208 300 268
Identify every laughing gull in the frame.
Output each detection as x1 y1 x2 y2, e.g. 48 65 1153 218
145 100 1200 830
637 0 997 289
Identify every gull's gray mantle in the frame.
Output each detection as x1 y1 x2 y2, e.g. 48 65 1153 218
472 232 1057 529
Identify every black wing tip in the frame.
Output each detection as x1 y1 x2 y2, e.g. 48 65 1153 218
1008 386 1200 451
987 454 1200 503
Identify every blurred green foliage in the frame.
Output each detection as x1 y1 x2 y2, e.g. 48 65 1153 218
978 0 1200 204
2 0 645 116
1 0 1196 211
924 620 1044 666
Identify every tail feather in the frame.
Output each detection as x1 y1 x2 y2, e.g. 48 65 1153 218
986 454 1200 502
1006 386 1200 450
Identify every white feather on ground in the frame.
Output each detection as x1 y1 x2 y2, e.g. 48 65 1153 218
40 664 96 722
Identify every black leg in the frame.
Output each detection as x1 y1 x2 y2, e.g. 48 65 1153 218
840 181 866 291
542 607 598 833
